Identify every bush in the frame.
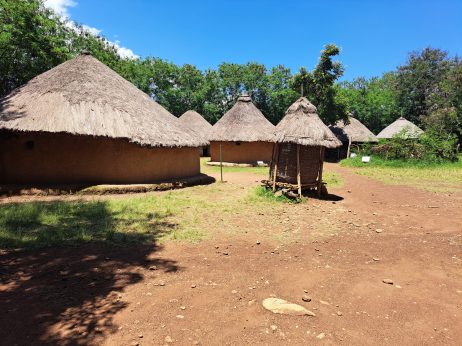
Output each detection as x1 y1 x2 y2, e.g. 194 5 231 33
370 129 459 162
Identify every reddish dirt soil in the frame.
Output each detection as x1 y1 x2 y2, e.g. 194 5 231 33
1 164 461 345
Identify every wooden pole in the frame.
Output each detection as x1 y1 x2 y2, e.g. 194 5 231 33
269 142 276 180
219 144 223 182
346 137 352 159
296 144 302 198
272 143 279 192
317 147 325 196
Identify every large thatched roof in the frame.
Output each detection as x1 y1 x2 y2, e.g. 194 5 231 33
208 95 275 142
178 110 212 143
377 117 424 139
329 117 378 143
274 97 342 148
0 53 206 148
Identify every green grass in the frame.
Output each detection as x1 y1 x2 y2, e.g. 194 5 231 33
341 156 462 191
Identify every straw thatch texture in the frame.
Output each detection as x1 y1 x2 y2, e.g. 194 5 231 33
329 117 378 143
208 95 275 142
178 110 212 143
377 117 424 139
0 53 206 148
274 97 341 148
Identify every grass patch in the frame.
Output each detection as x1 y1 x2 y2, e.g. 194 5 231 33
250 186 297 203
341 156 462 192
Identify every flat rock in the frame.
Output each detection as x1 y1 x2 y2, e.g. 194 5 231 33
262 298 316 316
383 279 394 285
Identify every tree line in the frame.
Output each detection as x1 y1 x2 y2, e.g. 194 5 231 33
1 0 461 145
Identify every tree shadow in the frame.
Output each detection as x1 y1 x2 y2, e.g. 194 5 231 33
0 199 180 345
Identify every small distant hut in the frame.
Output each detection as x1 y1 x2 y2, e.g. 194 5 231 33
208 95 275 165
377 117 424 139
0 52 206 185
327 117 378 161
267 97 341 197
178 110 212 156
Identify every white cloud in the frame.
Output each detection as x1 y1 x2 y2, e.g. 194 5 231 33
44 0 138 60
81 24 101 36
44 0 77 18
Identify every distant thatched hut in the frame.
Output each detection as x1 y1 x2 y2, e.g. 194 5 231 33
377 117 424 139
208 95 275 165
0 52 206 185
178 110 212 156
327 117 378 161
268 97 341 197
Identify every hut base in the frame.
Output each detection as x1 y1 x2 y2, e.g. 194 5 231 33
206 161 268 167
0 174 215 196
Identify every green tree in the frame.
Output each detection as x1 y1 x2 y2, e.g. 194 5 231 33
292 44 347 124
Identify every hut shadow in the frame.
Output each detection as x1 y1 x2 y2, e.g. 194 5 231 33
0 92 26 121
0 200 180 345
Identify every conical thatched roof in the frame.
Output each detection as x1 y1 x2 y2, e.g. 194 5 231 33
0 53 206 148
274 97 341 148
329 117 378 143
208 95 275 142
178 110 212 143
377 117 424 139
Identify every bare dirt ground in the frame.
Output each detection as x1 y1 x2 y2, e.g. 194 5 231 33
1 163 461 345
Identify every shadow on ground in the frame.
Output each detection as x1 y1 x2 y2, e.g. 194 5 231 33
0 200 180 345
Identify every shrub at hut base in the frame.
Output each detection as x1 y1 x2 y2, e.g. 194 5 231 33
370 130 459 163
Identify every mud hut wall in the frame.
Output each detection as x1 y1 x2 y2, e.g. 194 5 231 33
209 141 273 163
0 132 200 184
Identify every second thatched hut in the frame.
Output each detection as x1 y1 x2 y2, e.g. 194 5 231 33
208 95 275 165
327 117 378 161
377 117 424 139
178 110 212 156
267 97 341 197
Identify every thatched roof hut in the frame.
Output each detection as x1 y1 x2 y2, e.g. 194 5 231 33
377 117 424 139
0 53 205 185
326 117 378 161
0 52 206 148
178 110 212 142
329 117 378 143
208 95 275 164
267 97 341 197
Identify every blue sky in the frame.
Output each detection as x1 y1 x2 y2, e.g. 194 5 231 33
46 0 462 80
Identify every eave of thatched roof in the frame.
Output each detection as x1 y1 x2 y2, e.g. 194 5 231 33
377 117 424 139
208 95 275 142
0 53 206 148
178 110 212 144
274 97 342 148
330 117 378 143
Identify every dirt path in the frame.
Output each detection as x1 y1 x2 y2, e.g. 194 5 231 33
1 165 461 345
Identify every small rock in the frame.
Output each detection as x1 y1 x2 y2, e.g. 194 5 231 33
302 295 312 302
256 240 261 245
176 314 184 319
303 289 308 293
275 190 283 197
337 311 343 316
130 342 139 346
316 332 325 339
270 325 278 331
375 229 383 233
395 285 402 289
222 252 229 256
382 279 394 285
165 335 173 343
180 306 186 310
262 298 316 316
138 334 143 338
231 290 237 294
191 284 196 288
158 280 165 286
372 257 380 261
319 300 330 305
148 265 157 271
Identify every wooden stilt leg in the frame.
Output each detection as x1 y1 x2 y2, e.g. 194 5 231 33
317 147 325 196
272 143 279 192
297 144 302 198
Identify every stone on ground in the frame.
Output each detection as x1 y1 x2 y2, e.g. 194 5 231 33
262 298 316 316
